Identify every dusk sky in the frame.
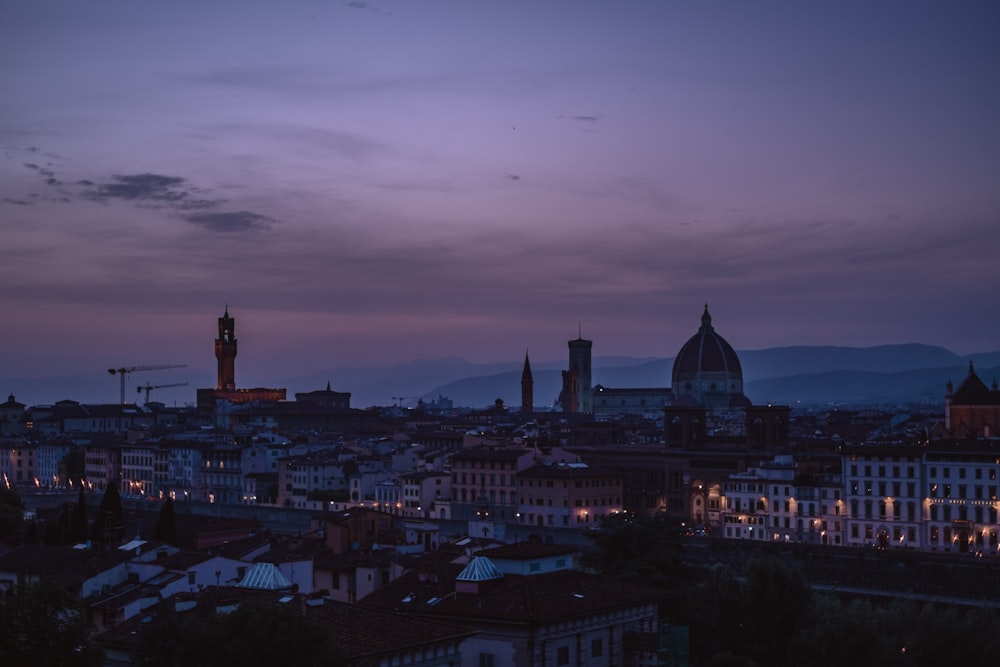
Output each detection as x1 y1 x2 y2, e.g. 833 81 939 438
3 1 999 392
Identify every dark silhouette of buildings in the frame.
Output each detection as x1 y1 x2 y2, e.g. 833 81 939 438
520 351 533 416
214 306 237 391
558 332 592 414
944 362 1000 438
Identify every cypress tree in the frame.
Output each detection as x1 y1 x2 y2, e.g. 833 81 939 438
91 481 124 546
70 486 89 543
154 497 178 546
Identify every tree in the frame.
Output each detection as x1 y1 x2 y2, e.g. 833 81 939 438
581 512 685 581
133 600 343 667
341 459 359 477
0 583 104 667
23 520 39 544
62 448 86 488
44 504 71 546
91 481 123 546
70 486 89 544
0 487 25 542
787 596 894 667
154 497 178 546
739 557 812 667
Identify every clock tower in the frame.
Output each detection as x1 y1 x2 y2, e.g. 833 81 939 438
215 306 237 390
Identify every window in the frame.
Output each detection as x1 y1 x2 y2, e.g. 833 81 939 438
479 653 495 667
557 647 570 665
592 639 603 657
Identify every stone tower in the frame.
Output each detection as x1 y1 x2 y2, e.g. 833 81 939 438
521 351 534 417
568 333 593 414
214 306 237 391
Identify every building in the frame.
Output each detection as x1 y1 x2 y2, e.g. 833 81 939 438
199 443 244 504
196 307 286 418
276 449 350 509
0 394 27 436
922 440 1000 554
98 587 474 667
720 455 797 541
120 441 159 498
36 439 73 488
361 555 661 667
670 305 748 411
842 444 926 550
592 306 763 421
515 461 623 529
295 381 351 410
449 446 537 521
2 439 36 485
400 470 451 519
473 541 578 576
558 334 593 414
944 362 1000 438
521 351 534 416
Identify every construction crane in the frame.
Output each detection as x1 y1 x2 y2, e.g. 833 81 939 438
107 364 186 404
392 396 420 407
137 382 189 405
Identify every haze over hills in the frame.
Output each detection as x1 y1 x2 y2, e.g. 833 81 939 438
408 345 1000 410
4 344 998 410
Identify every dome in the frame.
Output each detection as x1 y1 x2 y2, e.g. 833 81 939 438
671 306 745 407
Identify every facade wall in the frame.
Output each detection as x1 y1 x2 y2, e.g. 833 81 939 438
3 443 37 484
844 450 925 549
450 449 536 522
36 442 71 487
516 469 623 529
401 473 451 518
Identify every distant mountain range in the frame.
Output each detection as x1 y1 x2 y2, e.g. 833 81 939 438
5 344 999 410
294 343 1000 410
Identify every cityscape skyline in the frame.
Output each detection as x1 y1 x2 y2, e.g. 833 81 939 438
2 2 999 387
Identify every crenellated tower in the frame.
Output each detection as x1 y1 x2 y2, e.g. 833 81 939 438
214 306 237 390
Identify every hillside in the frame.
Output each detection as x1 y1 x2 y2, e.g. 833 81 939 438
5 345 999 409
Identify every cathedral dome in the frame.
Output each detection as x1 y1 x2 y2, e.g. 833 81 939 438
671 305 744 407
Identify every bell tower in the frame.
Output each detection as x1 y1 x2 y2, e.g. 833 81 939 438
214 306 237 390
521 351 534 417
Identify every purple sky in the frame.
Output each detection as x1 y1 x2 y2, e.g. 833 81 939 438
2 1 999 387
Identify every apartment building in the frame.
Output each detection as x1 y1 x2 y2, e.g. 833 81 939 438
516 462 623 529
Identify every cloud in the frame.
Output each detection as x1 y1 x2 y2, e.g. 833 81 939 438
81 173 219 209
184 211 274 233
573 115 602 123
2 198 31 206
84 173 186 202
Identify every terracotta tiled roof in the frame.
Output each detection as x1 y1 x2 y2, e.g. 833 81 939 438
95 587 473 661
360 565 658 623
308 598 474 659
450 446 532 462
952 368 1000 406
474 541 577 560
